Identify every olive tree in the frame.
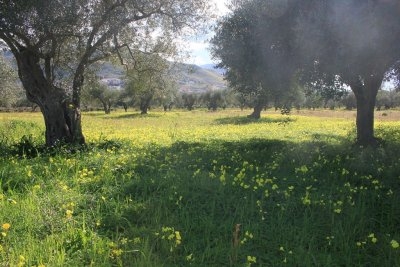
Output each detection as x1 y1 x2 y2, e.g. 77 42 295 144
83 79 121 114
212 0 400 145
124 51 175 114
0 0 211 146
0 53 23 107
296 0 400 145
210 0 300 119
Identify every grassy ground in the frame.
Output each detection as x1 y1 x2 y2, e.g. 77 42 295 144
0 109 399 266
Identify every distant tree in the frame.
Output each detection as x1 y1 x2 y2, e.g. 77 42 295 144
0 0 211 146
342 93 357 111
296 0 400 145
0 53 23 108
84 82 121 114
125 52 174 114
181 93 197 111
376 90 392 111
201 90 223 111
154 78 178 112
301 75 349 110
391 91 400 108
211 0 300 119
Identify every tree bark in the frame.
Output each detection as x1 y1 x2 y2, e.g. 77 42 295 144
100 99 111 114
247 102 263 119
140 96 152 114
16 49 85 146
350 75 382 146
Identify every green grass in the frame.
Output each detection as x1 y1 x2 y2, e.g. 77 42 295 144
0 109 400 266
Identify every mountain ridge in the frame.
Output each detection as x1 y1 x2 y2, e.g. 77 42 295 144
1 51 227 93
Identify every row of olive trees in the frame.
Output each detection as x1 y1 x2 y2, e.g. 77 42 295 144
211 0 400 145
3 51 400 114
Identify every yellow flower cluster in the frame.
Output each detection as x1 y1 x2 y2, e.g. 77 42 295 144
62 202 76 220
156 226 182 252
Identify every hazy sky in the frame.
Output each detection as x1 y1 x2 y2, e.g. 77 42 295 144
184 0 230 66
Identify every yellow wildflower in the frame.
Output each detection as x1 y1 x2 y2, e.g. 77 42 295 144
18 255 26 267
2 223 11 231
175 231 182 245
391 240 399 249
111 248 123 258
334 208 341 214
33 185 41 190
65 209 73 219
186 253 193 261
247 255 257 263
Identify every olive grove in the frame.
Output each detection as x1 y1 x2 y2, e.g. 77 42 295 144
0 0 211 146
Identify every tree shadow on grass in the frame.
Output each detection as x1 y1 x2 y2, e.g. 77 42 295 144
83 112 162 119
112 113 163 120
214 115 295 125
2 129 400 266
98 135 400 265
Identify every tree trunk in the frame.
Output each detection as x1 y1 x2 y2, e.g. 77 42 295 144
16 49 85 146
42 99 85 146
350 75 382 146
140 96 152 114
101 99 111 114
247 102 263 119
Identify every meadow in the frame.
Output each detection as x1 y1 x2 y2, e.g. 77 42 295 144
0 109 399 266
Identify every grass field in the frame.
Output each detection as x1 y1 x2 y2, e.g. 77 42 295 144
0 109 399 266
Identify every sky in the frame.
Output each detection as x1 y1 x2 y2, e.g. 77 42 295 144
184 0 230 66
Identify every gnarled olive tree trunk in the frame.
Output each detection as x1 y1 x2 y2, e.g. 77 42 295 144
247 101 264 119
15 49 85 146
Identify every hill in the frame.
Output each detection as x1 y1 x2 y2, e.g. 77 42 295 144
200 64 226 75
1 51 227 93
97 62 228 93
173 63 227 94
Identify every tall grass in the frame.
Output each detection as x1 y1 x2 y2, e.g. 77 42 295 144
0 109 399 266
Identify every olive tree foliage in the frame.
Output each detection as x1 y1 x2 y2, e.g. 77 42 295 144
200 90 223 111
82 71 121 114
212 0 400 145
295 0 400 145
0 0 212 146
181 92 197 111
124 50 176 114
210 0 300 119
0 53 23 107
